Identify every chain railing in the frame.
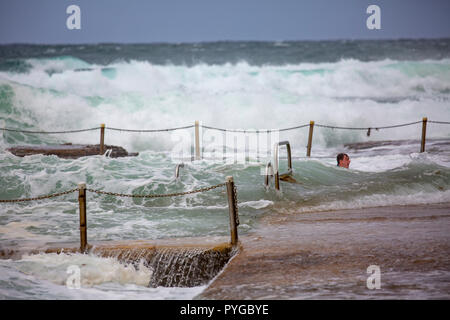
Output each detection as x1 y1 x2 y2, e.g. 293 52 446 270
429 120 450 125
106 124 195 133
1 117 449 248
0 177 240 251
0 127 100 134
86 183 226 199
314 120 423 131
2 117 449 157
0 188 79 203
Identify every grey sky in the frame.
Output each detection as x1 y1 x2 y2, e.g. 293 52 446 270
0 0 449 44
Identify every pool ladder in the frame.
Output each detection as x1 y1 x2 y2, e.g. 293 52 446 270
265 141 295 190
175 141 295 190
175 163 185 179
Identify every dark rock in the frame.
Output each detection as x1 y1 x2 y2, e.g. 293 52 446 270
7 144 138 159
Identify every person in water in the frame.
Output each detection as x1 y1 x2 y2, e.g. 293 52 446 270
337 153 350 168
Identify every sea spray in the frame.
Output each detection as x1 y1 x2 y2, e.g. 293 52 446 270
91 244 236 288
1 40 450 299
1 58 449 151
16 252 153 287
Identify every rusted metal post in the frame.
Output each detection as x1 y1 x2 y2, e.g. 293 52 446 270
78 183 88 253
265 162 273 188
175 163 184 179
273 141 292 191
195 120 200 160
273 143 280 191
306 120 314 157
100 123 105 155
226 176 239 246
420 117 427 153
274 170 280 191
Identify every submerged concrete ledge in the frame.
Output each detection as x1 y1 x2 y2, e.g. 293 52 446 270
198 203 450 299
7 143 138 159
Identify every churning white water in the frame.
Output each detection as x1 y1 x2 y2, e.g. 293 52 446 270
1 41 449 299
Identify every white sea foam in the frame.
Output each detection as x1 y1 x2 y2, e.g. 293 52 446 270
17 252 152 287
1 55 449 299
0 256 205 300
1 58 449 151
291 189 450 214
239 200 273 209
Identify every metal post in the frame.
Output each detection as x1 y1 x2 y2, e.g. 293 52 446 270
307 120 314 157
223 131 226 162
278 141 292 175
273 143 280 191
78 183 88 253
256 130 260 163
420 117 427 153
195 120 200 160
270 141 293 191
100 123 105 155
226 176 239 246
175 163 184 179
265 162 273 188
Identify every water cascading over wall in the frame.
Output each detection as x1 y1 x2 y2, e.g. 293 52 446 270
92 243 237 287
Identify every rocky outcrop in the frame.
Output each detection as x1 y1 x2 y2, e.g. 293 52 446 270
7 143 138 158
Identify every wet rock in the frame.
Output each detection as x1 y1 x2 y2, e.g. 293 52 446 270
7 144 138 159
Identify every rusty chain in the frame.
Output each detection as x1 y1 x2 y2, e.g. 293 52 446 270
0 183 229 203
315 120 423 131
429 120 450 125
0 188 78 203
86 183 227 199
1 127 100 134
202 124 310 133
107 125 195 132
4 119 448 137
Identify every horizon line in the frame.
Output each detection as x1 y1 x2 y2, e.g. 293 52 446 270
1 36 450 46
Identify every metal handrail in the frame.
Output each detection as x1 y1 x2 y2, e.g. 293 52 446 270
268 141 293 191
264 161 274 188
274 141 292 176
175 163 185 179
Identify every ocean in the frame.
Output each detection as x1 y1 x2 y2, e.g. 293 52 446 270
0 39 449 300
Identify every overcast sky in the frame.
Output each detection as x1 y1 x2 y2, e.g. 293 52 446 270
1 0 449 44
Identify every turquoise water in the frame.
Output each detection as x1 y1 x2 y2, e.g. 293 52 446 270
0 40 450 299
